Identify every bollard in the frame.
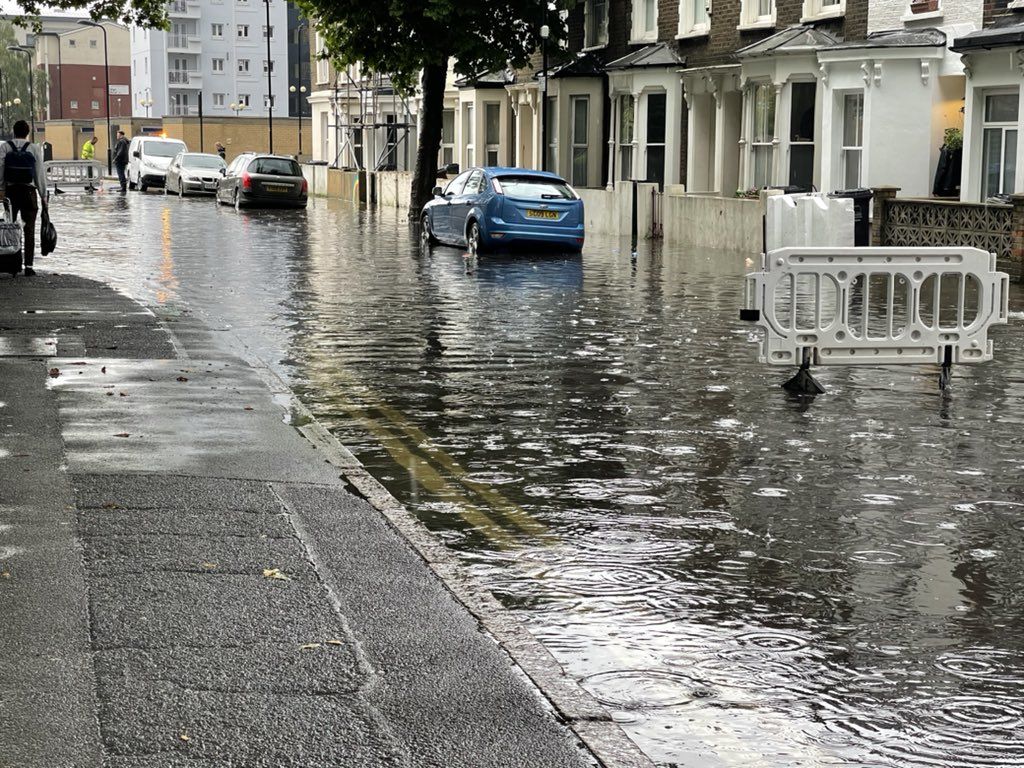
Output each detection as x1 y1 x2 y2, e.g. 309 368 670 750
630 180 638 260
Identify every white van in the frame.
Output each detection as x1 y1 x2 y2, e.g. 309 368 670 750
127 136 188 192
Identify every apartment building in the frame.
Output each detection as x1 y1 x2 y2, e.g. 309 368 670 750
130 0 291 118
1 15 130 121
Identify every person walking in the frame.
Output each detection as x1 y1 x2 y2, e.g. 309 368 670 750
0 120 49 277
112 131 130 193
81 135 98 192
215 141 226 161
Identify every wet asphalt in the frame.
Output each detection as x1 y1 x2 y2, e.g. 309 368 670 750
0 271 647 766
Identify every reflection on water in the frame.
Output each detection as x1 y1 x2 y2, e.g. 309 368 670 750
48 192 1024 767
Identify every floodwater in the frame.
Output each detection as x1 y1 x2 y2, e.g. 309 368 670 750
45 190 1024 767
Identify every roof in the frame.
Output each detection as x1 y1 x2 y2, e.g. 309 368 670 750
454 70 516 89
606 43 684 71
550 52 605 79
952 22 1024 52
737 25 839 58
827 27 946 50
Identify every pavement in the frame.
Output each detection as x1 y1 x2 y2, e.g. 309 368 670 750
0 270 655 768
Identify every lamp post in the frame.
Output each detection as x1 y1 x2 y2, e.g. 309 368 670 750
140 97 153 118
263 0 273 152
229 101 246 117
77 20 111 174
7 46 34 142
540 22 550 172
37 31 63 119
289 84 306 159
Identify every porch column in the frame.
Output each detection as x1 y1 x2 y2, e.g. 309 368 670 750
606 91 617 190
683 81 694 191
772 81 784 187
711 80 726 195
738 83 750 190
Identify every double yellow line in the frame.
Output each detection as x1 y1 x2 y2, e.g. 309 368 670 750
323 377 546 550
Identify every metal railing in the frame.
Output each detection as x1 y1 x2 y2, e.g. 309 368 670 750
44 160 105 190
168 70 199 84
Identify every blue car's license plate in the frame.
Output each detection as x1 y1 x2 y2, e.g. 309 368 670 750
526 209 559 220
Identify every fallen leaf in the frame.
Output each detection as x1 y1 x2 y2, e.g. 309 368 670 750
113 433 130 438
101 366 106 374
200 562 218 570
299 643 321 651
71 361 88 366
262 568 289 581
106 392 114 397
48 367 60 378
119 392 128 397
1 571 11 579
326 639 344 646
176 376 188 382
243 406 254 411
180 732 190 742
102 503 119 509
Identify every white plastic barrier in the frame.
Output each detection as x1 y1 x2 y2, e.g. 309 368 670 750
44 160 105 189
743 247 1009 370
765 193 855 250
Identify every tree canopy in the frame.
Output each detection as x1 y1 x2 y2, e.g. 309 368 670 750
9 0 166 28
0 21 49 125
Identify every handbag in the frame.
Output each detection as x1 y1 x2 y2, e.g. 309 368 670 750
40 204 57 256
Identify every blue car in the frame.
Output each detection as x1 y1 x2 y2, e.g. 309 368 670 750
420 167 585 253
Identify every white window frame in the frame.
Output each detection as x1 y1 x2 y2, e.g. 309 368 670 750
738 0 776 29
238 93 250 107
463 104 475 168
91 99 100 110
618 94 635 181
213 92 226 107
262 25 273 39
484 102 501 167
263 59 274 74
264 94 275 108
315 32 329 85
980 89 1019 200
678 0 711 38
840 91 863 190
211 23 224 38
238 58 250 73
584 0 609 50
212 57 225 72
748 81 776 188
70 99 78 109
630 0 658 43
237 24 249 39
570 94 589 187
440 108 455 166
802 0 844 22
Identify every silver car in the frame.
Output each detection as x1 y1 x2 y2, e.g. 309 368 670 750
164 152 227 197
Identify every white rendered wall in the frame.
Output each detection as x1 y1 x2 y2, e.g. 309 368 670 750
868 0 982 33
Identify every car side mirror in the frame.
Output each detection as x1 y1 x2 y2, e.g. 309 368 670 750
132 150 140 158
220 167 226 176
432 186 443 197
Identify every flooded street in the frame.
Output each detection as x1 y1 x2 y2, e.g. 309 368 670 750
45 191 1024 767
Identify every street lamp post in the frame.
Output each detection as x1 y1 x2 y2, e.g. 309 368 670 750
140 98 153 118
540 22 550 172
264 0 273 152
7 46 35 142
37 31 63 120
77 20 111 174
229 101 246 117
289 84 306 159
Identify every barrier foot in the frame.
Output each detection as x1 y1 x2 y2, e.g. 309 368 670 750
938 346 953 391
782 353 825 396
53 186 65 194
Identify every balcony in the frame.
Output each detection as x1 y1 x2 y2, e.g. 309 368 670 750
167 0 200 17
166 34 200 52
168 70 202 87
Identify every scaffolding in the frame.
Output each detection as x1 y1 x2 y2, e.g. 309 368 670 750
326 67 416 172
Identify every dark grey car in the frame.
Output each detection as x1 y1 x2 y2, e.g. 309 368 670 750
215 154 308 209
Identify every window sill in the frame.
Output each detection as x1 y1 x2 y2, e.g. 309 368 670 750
1009 0 1024 9
628 35 659 45
581 43 608 52
737 19 777 31
676 28 710 40
801 7 845 23
900 8 942 21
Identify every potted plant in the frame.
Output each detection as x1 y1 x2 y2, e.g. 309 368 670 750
909 0 939 14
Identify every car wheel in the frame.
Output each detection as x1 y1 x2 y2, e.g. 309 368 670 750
420 213 437 246
128 179 137 191
140 183 148 193
467 220 482 255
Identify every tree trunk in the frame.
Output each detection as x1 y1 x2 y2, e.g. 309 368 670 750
409 59 447 220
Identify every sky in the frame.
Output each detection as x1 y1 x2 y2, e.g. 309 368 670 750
0 1 87 18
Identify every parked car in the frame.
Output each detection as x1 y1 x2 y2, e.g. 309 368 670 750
420 167 585 254
164 152 227 197
127 136 188 192
216 153 307 209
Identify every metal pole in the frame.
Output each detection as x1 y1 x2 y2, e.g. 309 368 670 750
264 0 273 152
102 25 111 173
27 58 34 142
541 37 548 172
199 91 204 151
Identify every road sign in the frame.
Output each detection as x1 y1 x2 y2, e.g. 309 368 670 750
108 84 129 95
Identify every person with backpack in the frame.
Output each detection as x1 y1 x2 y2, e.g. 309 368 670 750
0 120 49 277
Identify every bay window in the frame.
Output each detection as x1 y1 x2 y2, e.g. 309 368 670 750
750 83 776 188
982 91 1019 199
841 92 863 189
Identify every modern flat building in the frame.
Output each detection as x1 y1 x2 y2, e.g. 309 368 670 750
130 0 290 118
285 2 310 117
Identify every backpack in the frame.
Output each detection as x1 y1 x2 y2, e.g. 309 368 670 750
5 141 36 186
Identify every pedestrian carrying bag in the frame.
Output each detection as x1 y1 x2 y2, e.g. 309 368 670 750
40 205 56 256
0 198 23 275
4 141 36 186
